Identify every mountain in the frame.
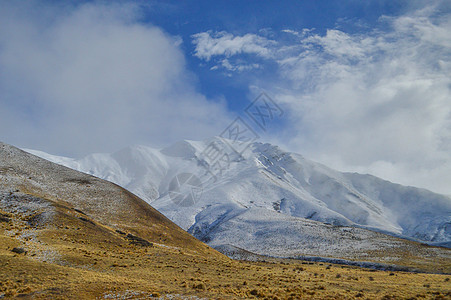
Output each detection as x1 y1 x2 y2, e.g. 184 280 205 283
25 138 451 267
1 141 252 298
5 140 450 299
0 141 214 254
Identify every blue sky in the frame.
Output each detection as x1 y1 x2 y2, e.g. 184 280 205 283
0 0 450 194
143 0 414 111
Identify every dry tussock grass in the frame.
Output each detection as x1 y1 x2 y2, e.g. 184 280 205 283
1 203 450 299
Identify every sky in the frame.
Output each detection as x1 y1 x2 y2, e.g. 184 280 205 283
0 0 450 195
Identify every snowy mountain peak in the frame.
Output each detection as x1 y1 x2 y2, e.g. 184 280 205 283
24 139 451 253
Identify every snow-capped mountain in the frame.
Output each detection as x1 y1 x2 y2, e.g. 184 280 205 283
25 138 451 259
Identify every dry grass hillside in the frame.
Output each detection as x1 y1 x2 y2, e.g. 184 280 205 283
0 142 217 256
0 142 450 299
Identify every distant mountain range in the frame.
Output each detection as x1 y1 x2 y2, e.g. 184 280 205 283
25 137 451 260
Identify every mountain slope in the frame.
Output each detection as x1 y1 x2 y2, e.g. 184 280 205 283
2 141 450 299
0 141 216 255
25 138 451 268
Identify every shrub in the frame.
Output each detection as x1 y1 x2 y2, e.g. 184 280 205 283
193 283 205 290
11 247 26 254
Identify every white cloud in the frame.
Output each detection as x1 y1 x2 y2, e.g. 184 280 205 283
304 29 369 59
0 2 231 156
192 31 275 60
192 4 451 195
192 31 275 71
210 58 261 73
273 6 451 195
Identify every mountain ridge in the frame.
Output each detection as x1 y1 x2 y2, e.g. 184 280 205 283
24 138 451 258
1 141 218 256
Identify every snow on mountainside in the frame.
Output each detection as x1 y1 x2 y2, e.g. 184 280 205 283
24 138 451 257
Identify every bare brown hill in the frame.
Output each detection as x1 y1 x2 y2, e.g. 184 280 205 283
0 141 218 256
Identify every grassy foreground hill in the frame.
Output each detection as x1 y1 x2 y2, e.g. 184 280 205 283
0 142 450 299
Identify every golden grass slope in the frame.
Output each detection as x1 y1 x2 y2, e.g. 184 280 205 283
1 209 450 299
0 142 218 256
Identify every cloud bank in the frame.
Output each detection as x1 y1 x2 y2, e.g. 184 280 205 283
0 2 230 156
193 4 451 195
